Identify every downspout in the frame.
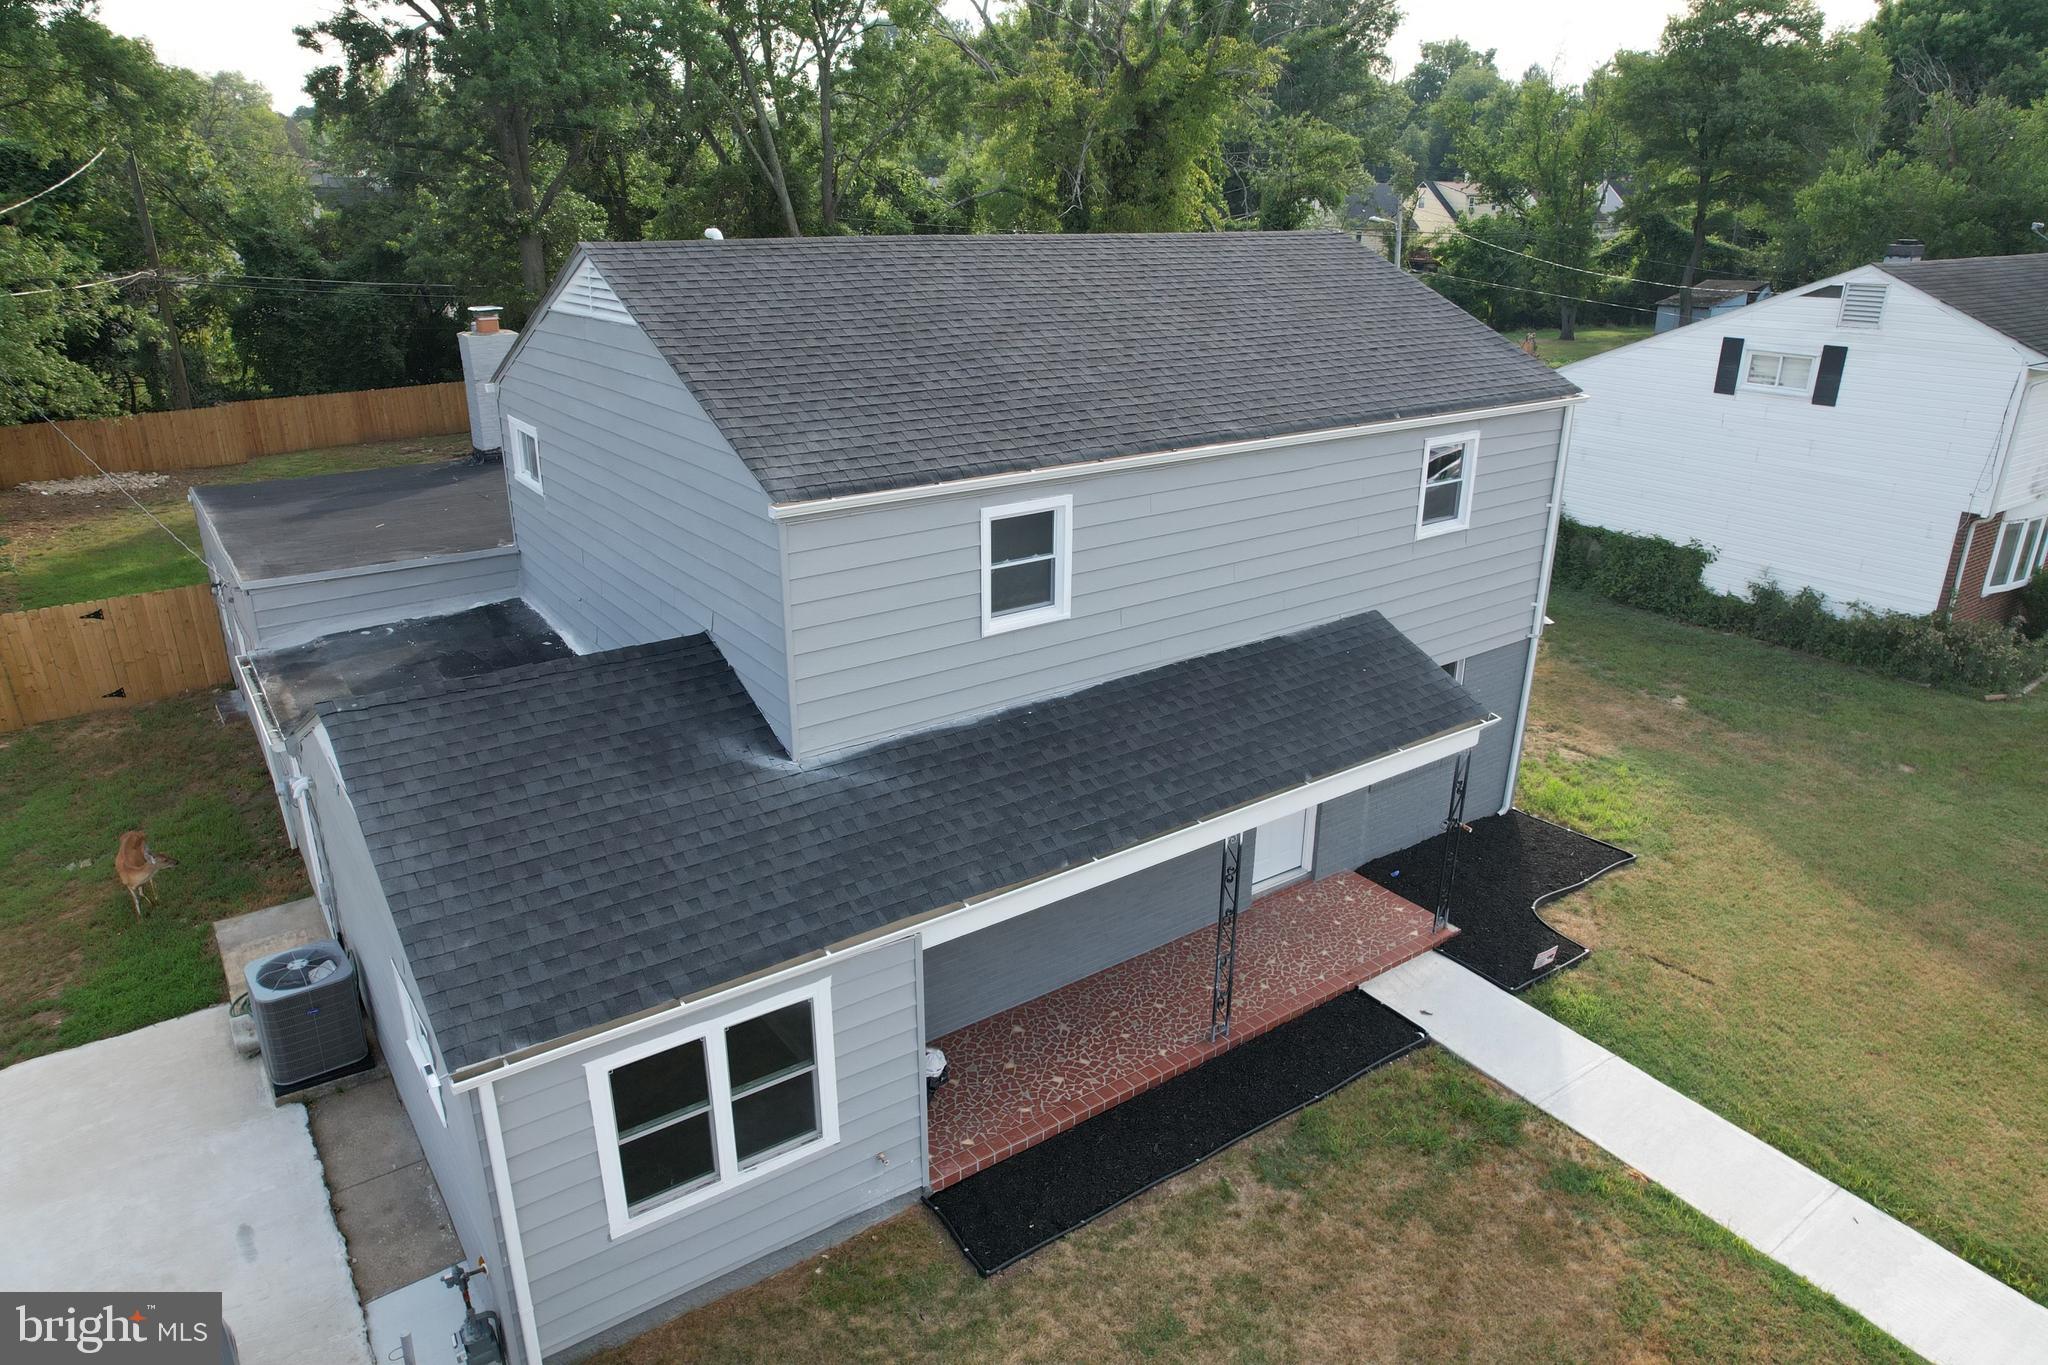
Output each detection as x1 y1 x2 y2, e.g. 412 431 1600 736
1500 403 1575 815
478 1079 545 1365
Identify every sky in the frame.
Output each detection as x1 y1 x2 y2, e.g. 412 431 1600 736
98 0 1883 116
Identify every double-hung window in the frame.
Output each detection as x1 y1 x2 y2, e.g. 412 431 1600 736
587 982 838 1237
1742 351 1816 395
1417 431 1479 537
1984 515 2047 594
980 495 1073 635
506 415 543 493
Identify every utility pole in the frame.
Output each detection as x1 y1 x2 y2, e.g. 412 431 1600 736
125 149 192 410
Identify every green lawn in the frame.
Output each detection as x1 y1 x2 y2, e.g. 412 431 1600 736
600 1051 1906 1364
0 434 467 612
1521 589 2048 1302
1506 325 1654 368
0 691 308 1065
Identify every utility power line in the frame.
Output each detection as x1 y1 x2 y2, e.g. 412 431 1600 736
1426 269 1659 316
5 270 149 298
1445 223 1749 295
19 399 211 571
0 147 108 218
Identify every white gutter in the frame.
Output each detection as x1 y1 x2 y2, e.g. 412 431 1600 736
478 1079 546 1365
769 396 1586 521
1499 401 1575 813
447 713 1495 1092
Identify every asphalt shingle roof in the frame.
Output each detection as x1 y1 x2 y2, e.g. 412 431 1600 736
577 233 1577 505
1878 253 2048 357
318 610 1488 1072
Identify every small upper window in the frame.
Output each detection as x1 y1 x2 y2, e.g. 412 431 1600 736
586 983 838 1238
1417 431 1479 537
1984 515 2046 594
507 415 543 492
1743 351 1815 395
981 495 1072 635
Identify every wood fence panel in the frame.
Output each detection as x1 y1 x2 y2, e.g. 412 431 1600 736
0 585 231 732
0 382 469 487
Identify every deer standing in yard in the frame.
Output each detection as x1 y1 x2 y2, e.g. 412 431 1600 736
115 831 177 917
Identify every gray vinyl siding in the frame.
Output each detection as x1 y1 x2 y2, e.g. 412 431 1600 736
296 724 504 1268
781 405 1564 759
241 548 521 651
496 309 792 748
921 839 1256 1037
492 939 924 1359
1343 638 1530 865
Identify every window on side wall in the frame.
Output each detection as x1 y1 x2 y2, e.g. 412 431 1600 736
393 964 447 1123
506 415 543 493
981 495 1073 636
1742 350 1816 395
586 982 838 1237
1984 515 2047 594
1417 431 1479 537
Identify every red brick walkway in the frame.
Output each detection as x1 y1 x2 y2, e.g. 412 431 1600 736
925 871 1453 1190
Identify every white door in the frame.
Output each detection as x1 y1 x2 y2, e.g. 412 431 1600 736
1250 809 1315 892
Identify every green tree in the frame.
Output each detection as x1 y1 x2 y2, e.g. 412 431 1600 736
1872 0 2048 111
1453 67 1622 338
1611 0 1880 322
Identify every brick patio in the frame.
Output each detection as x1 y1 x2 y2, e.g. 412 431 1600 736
925 870 1453 1190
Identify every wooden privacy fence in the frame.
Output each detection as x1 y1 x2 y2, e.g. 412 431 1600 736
0 584 231 732
0 381 469 487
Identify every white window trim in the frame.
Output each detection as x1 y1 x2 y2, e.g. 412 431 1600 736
1740 349 1819 397
1443 657 1466 684
505 414 543 493
393 963 448 1123
1982 515 2047 595
980 494 1074 636
1415 430 1481 539
585 979 839 1241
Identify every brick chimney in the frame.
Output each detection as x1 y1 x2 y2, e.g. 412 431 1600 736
1883 239 1927 263
456 305 517 460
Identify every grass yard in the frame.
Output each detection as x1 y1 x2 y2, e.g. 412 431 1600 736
1520 588 2048 1302
600 1050 1905 1364
0 434 468 612
0 691 308 1065
1510 325 1654 368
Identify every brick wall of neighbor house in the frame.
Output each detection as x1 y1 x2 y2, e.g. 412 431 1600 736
1945 513 2023 626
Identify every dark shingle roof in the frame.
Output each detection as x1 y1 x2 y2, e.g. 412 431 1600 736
318 611 1488 1071
1878 253 2048 357
193 461 512 581
576 233 1576 505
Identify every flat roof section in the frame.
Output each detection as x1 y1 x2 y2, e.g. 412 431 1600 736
193 460 513 582
248 600 569 734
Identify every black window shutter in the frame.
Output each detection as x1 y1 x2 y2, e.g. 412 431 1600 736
1812 345 1848 406
1713 337 1745 394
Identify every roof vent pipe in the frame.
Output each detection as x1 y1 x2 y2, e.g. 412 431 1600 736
704 227 724 240
1882 239 1926 263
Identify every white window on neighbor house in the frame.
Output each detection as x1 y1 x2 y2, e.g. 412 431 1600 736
393 964 447 1123
1984 515 2047 594
506 415 543 493
585 981 838 1237
1417 431 1479 537
980 494 1073 635
1838 282 1889 328
1742 350 1817 395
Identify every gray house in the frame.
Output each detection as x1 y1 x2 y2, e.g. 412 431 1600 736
201 232 1580 1362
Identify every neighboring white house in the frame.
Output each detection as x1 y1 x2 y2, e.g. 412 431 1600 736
1563 248 2048 623
1651 278 1772 333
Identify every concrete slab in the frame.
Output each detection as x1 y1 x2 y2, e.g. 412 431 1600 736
1365 954 2048 1365
214 895 330 999
366 1267 500 1365
0 1007 368 1365
310 1077 464 1303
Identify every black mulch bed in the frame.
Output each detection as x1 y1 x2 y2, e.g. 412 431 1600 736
1358 810 1634 992
924 990 1426 1275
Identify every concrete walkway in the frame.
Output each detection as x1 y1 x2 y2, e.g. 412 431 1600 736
1365 953 2048 1365
0 1007 370 1365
